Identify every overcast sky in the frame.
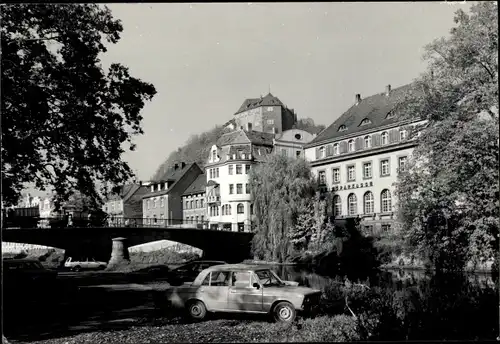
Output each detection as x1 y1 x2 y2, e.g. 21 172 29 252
28 2 474 197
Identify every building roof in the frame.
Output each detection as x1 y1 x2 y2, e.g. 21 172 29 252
216 129 275 147
306 84 419 147
235 93 284 115
143 163 201 198
182 174 206 196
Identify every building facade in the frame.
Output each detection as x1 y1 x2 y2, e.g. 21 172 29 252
142 162 203 225
273 128 316 159
304 84 426 235
204 129 275 232
104 183 148 225
182 174 207 226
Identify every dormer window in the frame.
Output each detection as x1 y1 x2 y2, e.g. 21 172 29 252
211 149 217 161
333 143 339 155
338 125 347 132
364 135 372 148
400 130 408 140
360 118 371 126
348 139 355 152
386 111 395 119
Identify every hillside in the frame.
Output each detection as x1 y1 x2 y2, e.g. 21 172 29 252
151 118 325 180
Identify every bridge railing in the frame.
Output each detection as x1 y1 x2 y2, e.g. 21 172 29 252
3 216 256 232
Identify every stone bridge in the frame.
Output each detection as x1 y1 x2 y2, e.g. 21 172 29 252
2 219 255 264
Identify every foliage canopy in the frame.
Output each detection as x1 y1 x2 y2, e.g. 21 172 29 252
1 4 157 209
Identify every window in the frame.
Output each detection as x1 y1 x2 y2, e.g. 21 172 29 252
245 183 250 194
201 215 204 222
363 162 372 179
160 197 164 207
348 193 357 216
267 107 273 111
364 191 374 214
295 133 302 140
318 171 326 185
245 165 250 174
212 150 217 161
185 200 189 209
398 156 408 172
228 165 233 175
153 198 157 208
333 143 339 155
381 189 392 213
296 150 301 158
381 224 392 233
332 168 340 183
333 196 341 216
236 165 242 174
146 200 150 209
338 125 347 132
200 199 204 207
211 271 230 286
319 146 325 159
229 184 234 194
400 130 408 140
195 216 199 223
347 166 356 181
364 135 372 148
281 149 288 157
222 204 231 216
190 200 194 209
237 203 244 214
250 204 254 215
210 205 220 217
380 159 390 176
381 132 389 145
360 118 371 126
195 200 199 208
216 168 219 178
348 140 355 152
232 271 251 288
201 273 211 286
210 169 213 179
236 184 243 194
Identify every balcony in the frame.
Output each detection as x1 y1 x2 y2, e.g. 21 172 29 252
207 195 221 204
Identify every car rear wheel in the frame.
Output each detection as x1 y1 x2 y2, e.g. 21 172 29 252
187 300 207 321
272 301 296 323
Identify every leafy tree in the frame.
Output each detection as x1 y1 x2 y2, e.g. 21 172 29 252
293 117 326 135
394 2 499 271
1 4 157 209
249 154 317 262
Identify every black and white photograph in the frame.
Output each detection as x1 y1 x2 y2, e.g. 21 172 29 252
1 2 498 343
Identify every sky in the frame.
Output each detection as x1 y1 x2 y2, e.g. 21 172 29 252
26 1 473 197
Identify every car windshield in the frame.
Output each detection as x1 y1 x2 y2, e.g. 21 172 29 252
255 269 284 287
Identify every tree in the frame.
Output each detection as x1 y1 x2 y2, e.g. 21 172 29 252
293 117 326 135
249 154 317 262
394 2 498 271
1 4 157 209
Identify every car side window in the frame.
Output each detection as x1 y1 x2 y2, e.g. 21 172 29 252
201 273 211 286
232 271 251 288
210 271 230 286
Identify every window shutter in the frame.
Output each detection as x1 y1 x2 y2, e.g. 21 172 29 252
355 137 363 150
315 147 320 159
340 141 347 153
326 144 333 157
373 133 381 147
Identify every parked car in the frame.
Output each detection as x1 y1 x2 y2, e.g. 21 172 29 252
163 264 322 322
166 260 226 286
64 257 107 272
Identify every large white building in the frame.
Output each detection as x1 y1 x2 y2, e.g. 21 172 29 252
304 84 426 235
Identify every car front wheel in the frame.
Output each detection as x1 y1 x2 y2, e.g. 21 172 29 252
272 301 296 323
72 266 81 272
187 300 207 321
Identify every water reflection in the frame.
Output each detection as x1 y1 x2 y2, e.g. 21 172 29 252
267 264 495 290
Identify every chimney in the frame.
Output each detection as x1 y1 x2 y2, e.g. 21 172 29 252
174 163 179 170
181 162 186 169
355 94 361 105
246 122 252 131
385 84 391 96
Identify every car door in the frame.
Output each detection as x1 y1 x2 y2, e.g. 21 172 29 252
227 271 263 312
198 270 230 311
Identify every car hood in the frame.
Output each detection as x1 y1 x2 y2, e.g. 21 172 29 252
264 285 321 295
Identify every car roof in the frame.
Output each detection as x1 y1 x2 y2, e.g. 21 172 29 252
206 264 271 272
